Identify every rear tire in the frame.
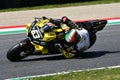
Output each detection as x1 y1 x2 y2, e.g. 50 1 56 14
89 33 97 48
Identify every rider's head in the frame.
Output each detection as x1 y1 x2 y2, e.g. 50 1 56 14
64 29 81 46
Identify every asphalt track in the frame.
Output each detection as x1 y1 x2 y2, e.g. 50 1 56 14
0 24 120 80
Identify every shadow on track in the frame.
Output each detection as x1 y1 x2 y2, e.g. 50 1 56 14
19 51 120 62
76 51 120 59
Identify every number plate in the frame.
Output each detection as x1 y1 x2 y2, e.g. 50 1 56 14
31 30 43 39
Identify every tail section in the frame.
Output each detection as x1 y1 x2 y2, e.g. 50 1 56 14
75 19 107 33
90 20 107 32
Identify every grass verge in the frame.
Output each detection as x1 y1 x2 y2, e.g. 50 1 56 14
29 67 120 80
0 0 120 12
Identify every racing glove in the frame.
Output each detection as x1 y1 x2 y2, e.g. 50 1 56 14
61 16 78 29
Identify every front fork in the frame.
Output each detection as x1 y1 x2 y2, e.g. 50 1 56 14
19 38 35 54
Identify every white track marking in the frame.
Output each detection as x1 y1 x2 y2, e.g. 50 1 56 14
5 65 120 80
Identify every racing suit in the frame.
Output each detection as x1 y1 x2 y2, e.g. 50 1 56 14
50 16 90 54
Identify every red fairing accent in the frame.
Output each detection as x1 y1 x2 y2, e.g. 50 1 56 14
23 41 27 45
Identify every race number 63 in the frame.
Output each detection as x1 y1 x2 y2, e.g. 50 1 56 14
31 30 42 39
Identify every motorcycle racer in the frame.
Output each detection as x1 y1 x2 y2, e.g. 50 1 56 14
48 16 107 56
61 16 90 54
50 16 90 54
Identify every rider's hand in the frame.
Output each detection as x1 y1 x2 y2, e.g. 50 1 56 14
61 16 69 23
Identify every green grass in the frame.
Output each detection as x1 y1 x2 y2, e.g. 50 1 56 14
29 67 120 80
0 0 120 12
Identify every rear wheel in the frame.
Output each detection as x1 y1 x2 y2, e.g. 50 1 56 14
89 33 97 48
7 42 34 62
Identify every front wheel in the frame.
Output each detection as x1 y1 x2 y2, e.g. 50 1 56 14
7 40 34 62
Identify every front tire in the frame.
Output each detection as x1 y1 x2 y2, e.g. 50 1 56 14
7 42 34 62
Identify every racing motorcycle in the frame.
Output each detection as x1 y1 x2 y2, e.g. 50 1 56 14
6 17 107 62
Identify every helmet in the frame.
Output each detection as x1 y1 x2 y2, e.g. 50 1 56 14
65 29 81 46
65 29 77 43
